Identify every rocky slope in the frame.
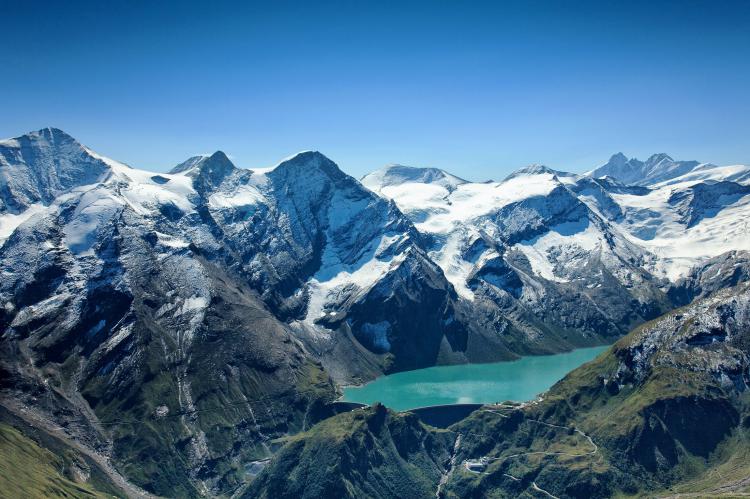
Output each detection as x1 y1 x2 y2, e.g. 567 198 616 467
0 129 508 496
0 131 341 496
363 164 668 353
364 153 750 327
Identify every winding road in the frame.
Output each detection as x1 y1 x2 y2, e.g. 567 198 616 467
461 405 598 499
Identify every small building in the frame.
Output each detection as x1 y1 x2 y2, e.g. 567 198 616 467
464 459 487 473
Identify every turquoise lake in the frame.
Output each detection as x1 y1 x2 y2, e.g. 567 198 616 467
342 346 608 411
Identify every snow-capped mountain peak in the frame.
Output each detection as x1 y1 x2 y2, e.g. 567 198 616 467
4 126 750 499
644 152 673 167
503 164 577 182
588 152 702 186
163 151 240 199
171 151 234 174
0 126 78 148
270 150 347 183
169 154 208 174
0 128 113 215
3 126 750 369
361 164 466 193
607 152 629 165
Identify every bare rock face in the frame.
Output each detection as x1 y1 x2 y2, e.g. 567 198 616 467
0 131 486 496
669 250 750 306
0 127 111 213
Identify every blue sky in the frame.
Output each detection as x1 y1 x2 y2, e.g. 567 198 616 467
2 0 749 180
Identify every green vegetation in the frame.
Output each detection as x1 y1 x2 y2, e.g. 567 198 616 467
666 413 750 497
252 286 750 498
245 404 454 499
443 287 750 498
69 268 340 498
0 423 118 499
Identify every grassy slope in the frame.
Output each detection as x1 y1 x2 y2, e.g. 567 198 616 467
445 297 750 498
548 326 750 496
0 423 119 499
245 404 454 499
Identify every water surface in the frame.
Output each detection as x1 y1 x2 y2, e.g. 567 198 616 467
343 346 608 411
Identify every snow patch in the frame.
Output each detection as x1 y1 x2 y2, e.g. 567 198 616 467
63 188 123 255
209 184 265 209
305 233 408 322
155 231 190 248
179 295 209 315
107 161 195 215
611 181 750 279
382 172 559 235
0 204 47 243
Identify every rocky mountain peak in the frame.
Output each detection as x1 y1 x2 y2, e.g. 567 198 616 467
1 127 83 153
593 152 643 172
170 150 237 193
0 128 112 212
169 155 207 174
197 150 235 175
269 150 347 184
589 151 704 186
606 152 629 166
30 126 78 144
645 152 674 167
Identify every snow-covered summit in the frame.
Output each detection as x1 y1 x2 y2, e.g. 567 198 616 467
0 127 76 148
503 164 579 183
588 152 701 186
270 150 347 183
359 158 664 341
170 155 208 174
0 127 112 214
361 164 466 193
170 151 238 194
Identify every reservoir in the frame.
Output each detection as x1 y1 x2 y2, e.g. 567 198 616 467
343 346 608 411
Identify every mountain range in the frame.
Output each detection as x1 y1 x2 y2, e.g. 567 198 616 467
1 128 750 497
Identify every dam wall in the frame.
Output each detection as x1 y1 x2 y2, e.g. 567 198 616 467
325 401 482 428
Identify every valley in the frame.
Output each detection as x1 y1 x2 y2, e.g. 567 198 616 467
1 128 750 497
